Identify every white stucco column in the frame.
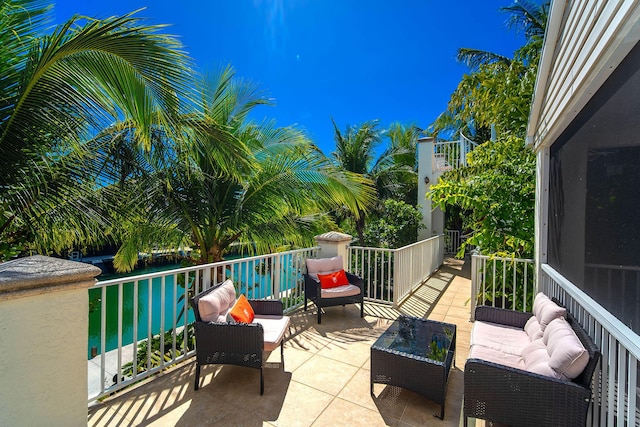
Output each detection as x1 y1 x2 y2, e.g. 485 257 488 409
417 136 445 239
315 232 352 266
0 255 101 427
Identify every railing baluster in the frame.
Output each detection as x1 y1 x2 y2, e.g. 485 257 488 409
133 280 138 379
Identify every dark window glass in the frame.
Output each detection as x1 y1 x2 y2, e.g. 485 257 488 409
548 41 640 332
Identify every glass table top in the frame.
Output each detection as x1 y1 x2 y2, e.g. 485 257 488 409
373 315 455 362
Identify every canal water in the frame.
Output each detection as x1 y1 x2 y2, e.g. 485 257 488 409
87 256 301 359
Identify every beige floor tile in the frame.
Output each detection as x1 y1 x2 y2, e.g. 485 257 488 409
312 397 396 427
293 353 359 395
317 340 372 367
271 381 334 427
273 345 313 372
337 368 377 411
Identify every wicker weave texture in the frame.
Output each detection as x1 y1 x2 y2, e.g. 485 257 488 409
464 305 601 427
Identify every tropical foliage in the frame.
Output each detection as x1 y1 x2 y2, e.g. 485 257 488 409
429 136 535 258
331 120 422 246
112 67 376 271
430 0 549 140
362 199 424 249
0 0 195 260
0 1 376 269
427 1 547 260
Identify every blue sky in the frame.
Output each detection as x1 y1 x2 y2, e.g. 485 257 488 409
52 0 526 154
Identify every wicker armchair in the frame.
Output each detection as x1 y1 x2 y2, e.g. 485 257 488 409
303 255 364 324
190 282 289 395
463 306 601 427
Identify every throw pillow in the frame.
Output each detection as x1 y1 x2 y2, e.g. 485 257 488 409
317 269 349 289
229 294 255 323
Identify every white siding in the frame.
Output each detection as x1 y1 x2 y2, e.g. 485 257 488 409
528 0 640 149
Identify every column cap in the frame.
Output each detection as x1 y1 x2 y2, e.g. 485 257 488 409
314 231 353 244
0 255 102 300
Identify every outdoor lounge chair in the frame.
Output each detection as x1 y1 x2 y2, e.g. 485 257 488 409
189 280 289 394
303 255 364 324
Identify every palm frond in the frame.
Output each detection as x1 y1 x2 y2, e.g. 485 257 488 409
456 48 511 71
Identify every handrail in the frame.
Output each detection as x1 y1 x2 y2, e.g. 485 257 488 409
541 263 640 357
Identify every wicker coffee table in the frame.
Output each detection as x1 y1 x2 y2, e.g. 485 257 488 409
370 315 456 419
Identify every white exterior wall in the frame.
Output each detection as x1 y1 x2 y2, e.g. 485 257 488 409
528 0 640 150
0 256 100 427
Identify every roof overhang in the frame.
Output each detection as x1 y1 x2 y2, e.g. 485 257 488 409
526 0 640 151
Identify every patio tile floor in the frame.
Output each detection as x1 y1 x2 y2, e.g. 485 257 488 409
88 257 486 426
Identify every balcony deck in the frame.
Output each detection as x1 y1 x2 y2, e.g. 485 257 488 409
88 257 478 427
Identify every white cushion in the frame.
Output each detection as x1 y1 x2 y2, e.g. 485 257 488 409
470 321 531 356
320 284 361 298
532 293 566 331
197 280 236 322
524 316 543 341
469 344 526 370
522 339 550 368
544 318 589 379
253 315 290 352
306 256 344 279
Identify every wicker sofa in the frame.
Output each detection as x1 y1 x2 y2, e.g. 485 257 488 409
189 280 290 395
303 255 364 324
463 293 601 427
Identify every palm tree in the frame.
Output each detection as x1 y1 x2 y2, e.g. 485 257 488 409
0 1 197 259
431 0 550 139
113 67 376 271
330 119 381 244
373 122 420 204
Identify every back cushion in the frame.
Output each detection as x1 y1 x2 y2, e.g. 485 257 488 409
544 317 589 380
306 256 344 278
524 316 543 341
533 293 566 331
197 280 237 322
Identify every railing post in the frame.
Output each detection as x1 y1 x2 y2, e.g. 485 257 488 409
272 254 281 298
470 252 478 321
0 255 101 426
393 248 401 308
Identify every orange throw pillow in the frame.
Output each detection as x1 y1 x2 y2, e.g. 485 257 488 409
317 269 349 289
229 294 255 323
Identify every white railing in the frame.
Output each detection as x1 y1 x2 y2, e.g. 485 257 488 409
88 247 318 402
349 235 444 306
540 264 640 427
433 134 479 172
444 229 462 254
469 254 536 321
348 246 394 304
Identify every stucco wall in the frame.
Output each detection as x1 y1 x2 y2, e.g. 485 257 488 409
0 256 100 427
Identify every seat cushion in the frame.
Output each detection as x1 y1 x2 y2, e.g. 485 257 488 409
320 284 361 298
470 321 531 356
306 256 344 279
198 280 236 322
253 315 290 352
469 344 526 370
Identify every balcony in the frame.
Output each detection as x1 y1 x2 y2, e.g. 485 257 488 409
2 237 637 426
87 257 473 426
